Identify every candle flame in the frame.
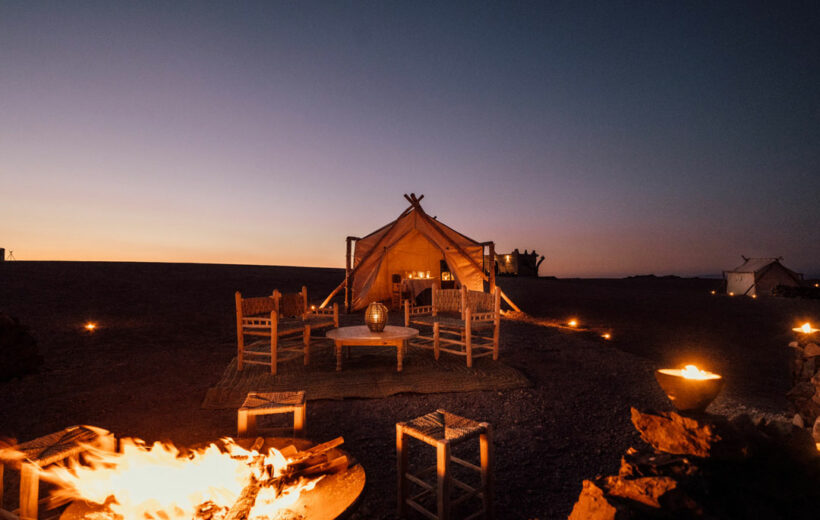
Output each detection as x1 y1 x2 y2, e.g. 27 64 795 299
84 322 97 331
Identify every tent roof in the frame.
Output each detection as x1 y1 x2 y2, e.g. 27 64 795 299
728 257 787 274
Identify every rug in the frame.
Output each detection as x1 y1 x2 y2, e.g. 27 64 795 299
202 344 530 409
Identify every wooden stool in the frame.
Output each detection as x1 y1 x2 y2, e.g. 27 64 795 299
0 425 116 520
237 391 306 438
396 410 493 520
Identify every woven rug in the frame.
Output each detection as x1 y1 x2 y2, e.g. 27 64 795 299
202 344 530 409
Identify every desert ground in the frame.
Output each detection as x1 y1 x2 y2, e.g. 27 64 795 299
1 261 819 519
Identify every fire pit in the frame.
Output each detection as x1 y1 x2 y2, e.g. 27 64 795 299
53 436 365 520
655 365 724 413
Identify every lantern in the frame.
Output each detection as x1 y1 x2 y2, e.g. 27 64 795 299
365 302 388 332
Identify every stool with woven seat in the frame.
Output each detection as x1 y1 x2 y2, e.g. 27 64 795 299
237 391 307 438
0 425 116 520
396 410 493 520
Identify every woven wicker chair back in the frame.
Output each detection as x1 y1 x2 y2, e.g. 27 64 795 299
465 290 494 313
241 296 276 317
435 289 462 313
279 293 305 318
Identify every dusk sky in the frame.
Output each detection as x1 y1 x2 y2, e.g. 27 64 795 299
2 1 818 277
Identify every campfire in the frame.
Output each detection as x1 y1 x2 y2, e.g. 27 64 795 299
44 435 362 520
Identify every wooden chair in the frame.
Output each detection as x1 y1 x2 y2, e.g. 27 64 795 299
405 284 501 367
235 287 338 374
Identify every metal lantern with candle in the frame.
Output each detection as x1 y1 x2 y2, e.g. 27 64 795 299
655 364 724 413
365 302 388 332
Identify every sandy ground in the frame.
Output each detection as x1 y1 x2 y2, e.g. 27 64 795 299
1 262 819 519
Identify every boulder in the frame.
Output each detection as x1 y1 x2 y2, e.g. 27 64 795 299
803 342 820 357
568 480 620 520
601 475 678 508
630 408 720 458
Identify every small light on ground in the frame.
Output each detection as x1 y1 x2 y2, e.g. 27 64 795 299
601 333 611 340
84 322 97 332
568 319 578 327
728 291 734 296
751 294 757 299
710 290 716 295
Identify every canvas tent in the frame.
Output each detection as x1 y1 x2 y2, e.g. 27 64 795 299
320 194 520 312
724 257 802 296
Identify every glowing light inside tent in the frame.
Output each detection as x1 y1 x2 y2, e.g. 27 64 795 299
505 255 511 263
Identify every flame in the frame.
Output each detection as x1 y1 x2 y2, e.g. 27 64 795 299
680 364 720 380
794 322 818 334
84 322 97 331
44 438 320 520
601 333 611 340
567 319 578 327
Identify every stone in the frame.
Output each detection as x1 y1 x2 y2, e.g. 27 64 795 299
602 475 678 508
804 343 820 357
793 414 804 428
788 340 801 349
786 382 815 401
814 417 820 443
568 480 619 520
630 408 720 458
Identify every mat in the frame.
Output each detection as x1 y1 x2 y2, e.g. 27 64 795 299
202 344 530 409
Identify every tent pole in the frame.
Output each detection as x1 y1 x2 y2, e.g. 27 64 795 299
488 241 496 293
345 236 353 313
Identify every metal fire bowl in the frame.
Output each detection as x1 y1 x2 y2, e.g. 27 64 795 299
60 437 365 520
655 369 724 413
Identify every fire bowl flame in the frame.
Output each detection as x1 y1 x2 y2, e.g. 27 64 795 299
655 366 724 413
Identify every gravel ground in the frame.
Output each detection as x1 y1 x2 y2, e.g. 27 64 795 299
1 262 818 519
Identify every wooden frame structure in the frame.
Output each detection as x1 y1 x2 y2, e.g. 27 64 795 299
235 287 339 374
320 194 519 313
396 410 493 520
404 283 501 367
0 426 116 520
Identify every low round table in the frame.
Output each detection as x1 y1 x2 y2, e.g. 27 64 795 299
326 325 419 372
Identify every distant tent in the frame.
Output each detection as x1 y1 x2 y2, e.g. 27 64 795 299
319 194 520 313
723 257 803 296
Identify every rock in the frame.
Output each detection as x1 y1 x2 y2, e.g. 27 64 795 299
601 475 678 508
786 382 816 401
630 408 720 458
568 480 620 520
804 343 820 357
793 414 804 428
788 340 801 349
814 417 820 443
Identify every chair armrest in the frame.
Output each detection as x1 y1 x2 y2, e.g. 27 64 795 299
470 312 496 322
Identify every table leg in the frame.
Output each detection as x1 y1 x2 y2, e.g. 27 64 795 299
397 340 404 372
335 340 343 371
